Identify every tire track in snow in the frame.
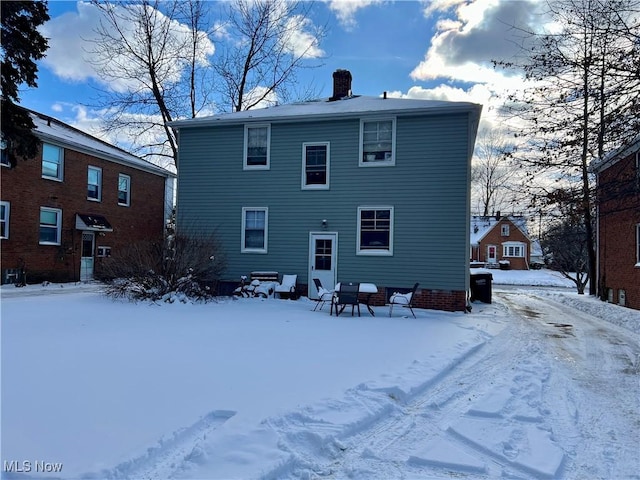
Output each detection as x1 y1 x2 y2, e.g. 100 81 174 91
94 410 235 479
261 302 566 479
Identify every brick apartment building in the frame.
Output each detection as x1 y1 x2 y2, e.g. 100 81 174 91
1 108 175 284
592 135 640 310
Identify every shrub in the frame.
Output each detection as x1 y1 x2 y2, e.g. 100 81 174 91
98 231 226 302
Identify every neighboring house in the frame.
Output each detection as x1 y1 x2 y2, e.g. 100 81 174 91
591 135 640 310
0 107 175 284
170 70 482 312
470 214 534 270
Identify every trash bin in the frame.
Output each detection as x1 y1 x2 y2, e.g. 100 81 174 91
470 271 492 303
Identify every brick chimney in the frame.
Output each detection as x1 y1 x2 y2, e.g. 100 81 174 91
330 69 352 101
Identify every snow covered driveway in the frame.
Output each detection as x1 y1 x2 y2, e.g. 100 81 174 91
2 281 639 479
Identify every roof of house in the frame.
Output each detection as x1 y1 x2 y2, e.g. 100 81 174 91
590 134 640 173
29 109 175 178
169 95 482 128
470 215 531 246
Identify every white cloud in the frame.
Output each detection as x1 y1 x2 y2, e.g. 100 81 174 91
282 15 325 59
328 0 380 30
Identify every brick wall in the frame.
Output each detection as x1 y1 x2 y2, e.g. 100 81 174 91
1 143 168 283
597 151 640 310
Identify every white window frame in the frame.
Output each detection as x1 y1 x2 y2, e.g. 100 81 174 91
97 246 112 258
241 207 268 253
501 224 510 236
243 124 271 170
502 241 525 258
118 174 131 206
0 201 9 239
42 143 64 181
301 142 330 190
87 166 102 201
359 118 396 167
1 138 9 167
357 206 394 256
39 207 62 245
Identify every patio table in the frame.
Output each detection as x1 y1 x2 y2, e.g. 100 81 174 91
332 282 378 316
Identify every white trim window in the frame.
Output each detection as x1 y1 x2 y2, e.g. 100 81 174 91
0 201 9 239
501 224 510 236
87 166 102 201
242 207 268 253
97 246 112 258
359 118 396 166
42 143 64 180
118 174 131 206
1 138 9 167
244 124 270 169
302 142 330 189
502 241 525 258
39 207 62 245
357 206 394 255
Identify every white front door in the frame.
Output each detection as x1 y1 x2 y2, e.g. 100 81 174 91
487 244 497 264
80 232 95 282
309 233 337 299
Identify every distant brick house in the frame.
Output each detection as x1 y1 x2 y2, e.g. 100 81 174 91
470 215 534 270
1 108 175 284
591 135 640 310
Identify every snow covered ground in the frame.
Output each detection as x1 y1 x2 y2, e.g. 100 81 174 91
1 270 639 479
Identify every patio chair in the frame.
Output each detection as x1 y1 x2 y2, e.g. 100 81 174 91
333 282 360 316
312 278 334 311
389 283 419 318
275 274 298 299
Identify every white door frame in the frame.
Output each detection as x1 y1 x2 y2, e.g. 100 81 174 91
308 232 338 299
487 244 497 264
80 231 95 282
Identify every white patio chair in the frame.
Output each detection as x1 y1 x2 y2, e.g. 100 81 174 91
274 274 298 299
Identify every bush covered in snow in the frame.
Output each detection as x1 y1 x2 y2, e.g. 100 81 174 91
98 231 226 302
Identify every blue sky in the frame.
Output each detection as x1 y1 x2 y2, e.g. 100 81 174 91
18 0 543 149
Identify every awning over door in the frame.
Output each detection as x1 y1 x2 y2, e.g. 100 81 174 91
75 213 113 232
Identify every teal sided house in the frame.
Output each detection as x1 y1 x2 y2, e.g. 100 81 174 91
171 71 482 311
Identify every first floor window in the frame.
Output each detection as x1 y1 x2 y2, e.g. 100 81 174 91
0 201 9 238
97 246 112 258
118 174 131 206
42 143 64 180
357 206 394 255
503 242 525 257
88 166 102 201
40 207 62 245
302 142 329 189
242 207 268 253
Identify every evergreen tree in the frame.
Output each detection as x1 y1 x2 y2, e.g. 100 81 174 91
1 1 50 165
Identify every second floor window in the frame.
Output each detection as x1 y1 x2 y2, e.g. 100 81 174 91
87 166 102 201
501 224 510 236
360 119 395 166
244 125 270 169
302 142 330 189
118 174 131 206
42 143 64 180
39 207 62 245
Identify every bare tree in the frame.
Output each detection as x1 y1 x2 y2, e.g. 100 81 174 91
87 0 325 167
495 0 640 295
471 128 518 216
